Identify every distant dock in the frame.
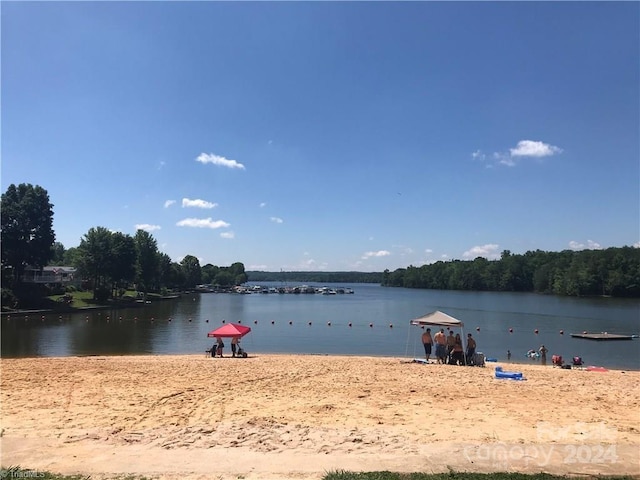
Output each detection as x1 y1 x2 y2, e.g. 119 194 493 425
570 332 637 341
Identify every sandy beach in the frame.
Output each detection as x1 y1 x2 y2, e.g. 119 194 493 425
1 354 639 479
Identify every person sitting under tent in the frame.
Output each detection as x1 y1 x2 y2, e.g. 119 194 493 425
215 337 225 357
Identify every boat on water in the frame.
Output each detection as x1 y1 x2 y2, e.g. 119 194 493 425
570 332 638 341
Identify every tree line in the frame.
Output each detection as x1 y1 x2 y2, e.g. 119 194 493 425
1 183 247 306
2 183 639 306
381 247 640 298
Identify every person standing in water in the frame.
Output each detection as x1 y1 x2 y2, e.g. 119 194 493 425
539 344 548 365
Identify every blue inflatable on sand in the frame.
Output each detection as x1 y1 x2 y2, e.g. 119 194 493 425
495 366 526 381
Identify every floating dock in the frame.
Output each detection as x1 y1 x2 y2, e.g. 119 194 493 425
570 332 637 341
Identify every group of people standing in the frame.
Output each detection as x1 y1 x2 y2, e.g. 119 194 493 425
211 336 241 358
422 328 477 365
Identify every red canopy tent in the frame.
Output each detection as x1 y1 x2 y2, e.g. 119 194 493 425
207 323 251 338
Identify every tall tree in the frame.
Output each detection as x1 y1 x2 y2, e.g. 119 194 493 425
180 255 202 289
77 226 113 300
134 230 159 294
228 262 248 285
1 184 55 288
109 232 136 297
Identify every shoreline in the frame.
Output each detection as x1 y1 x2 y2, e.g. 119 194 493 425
1 351 638 373
2 354 639 479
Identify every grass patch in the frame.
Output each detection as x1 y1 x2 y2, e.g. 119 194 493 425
322 472 637 480
48 290 95 309
1 468 635 480
0 467 153 480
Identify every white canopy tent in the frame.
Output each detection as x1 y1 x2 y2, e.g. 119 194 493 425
405 310 467 363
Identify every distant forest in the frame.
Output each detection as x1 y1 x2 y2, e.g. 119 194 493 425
248 246 640 298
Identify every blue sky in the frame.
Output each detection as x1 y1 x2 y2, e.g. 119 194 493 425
2 2 639 272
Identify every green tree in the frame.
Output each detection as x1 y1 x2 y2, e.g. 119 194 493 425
1 183 55 288
228 262 248 285
157 253 174 291
49 242 66 265
180 255 202 289
134 230 159 294
214 270 235 287
77 226 113 300
201 263 220 284
109 232 136 297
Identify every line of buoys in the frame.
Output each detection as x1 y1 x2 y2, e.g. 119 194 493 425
4 314 577 336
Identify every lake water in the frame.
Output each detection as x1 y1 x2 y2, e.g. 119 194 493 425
2 283 639 370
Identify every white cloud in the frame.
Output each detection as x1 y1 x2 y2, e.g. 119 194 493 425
569 240 602 251
425 248 433 254
462 244 500 260
510 140 563 158
297 258 328 270
260 202 267 208
471 150 485 161
176 218 230 229
220 231 235 239
473 140 562 168
634 241 640 248
361 250 391 259
164 200 176 208
498 155 516 167
196 152 245 170
135 224 161 232
270 217 284 224
182 198 218 209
